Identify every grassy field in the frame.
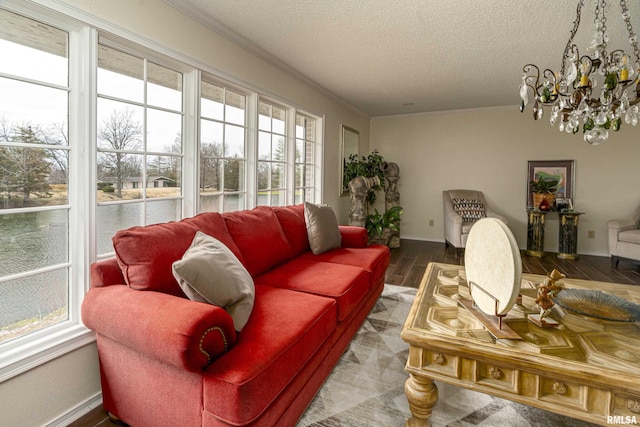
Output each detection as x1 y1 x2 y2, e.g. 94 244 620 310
2 185 181 207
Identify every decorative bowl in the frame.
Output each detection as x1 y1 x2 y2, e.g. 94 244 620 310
554 289 640 322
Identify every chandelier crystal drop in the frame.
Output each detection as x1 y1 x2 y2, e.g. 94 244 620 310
519 0 640 144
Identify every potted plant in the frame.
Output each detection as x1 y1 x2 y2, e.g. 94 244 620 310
365 205 403 246
529 178 559 209
343 150 387 205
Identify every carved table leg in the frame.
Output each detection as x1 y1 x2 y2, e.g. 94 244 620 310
404 373 438 427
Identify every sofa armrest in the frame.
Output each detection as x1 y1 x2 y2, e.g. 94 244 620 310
608 217 639 256
90 258 125 288
82 285 237 371
339 225 368 248
608 217 638 231
486 211 508 224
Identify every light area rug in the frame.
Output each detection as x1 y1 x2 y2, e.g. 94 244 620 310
297 284 597 427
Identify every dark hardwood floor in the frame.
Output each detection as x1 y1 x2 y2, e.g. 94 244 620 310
386 239 640 288
72 239 640 427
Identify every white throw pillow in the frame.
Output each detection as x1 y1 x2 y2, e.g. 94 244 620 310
304 201 342 255
172 231 255 331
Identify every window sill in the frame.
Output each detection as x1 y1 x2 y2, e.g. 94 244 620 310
0 324 96 382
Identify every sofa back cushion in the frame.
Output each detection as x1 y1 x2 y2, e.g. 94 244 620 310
172 231 255 331
273 204 310 256
223 206 293 277
304 202 342 255
113 212 243 296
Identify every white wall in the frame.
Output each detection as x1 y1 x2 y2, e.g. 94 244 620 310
0 0 368 425
370 106 640 256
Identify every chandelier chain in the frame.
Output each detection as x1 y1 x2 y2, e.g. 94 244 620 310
597 0 607 36
620 0 640 63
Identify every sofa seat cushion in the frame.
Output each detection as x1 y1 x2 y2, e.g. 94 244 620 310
203 284 337 425
273 204 310 256
112 212 243 297
223 206 293 277
255 259 369 321
297 245 390 287
619 229 640 245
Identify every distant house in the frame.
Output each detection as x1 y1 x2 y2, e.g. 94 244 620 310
98 176 175 190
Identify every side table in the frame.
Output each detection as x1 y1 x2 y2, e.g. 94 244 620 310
525 209 547 257
558 211 583 259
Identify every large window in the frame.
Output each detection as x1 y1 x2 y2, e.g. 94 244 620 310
258 100 287 206
295 114 316 204
0 9 71 345
0 2 323 379
96 43 184 257
199 79 247 212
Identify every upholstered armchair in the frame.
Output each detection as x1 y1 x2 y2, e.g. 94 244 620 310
443 189 508 256
608 211 640 267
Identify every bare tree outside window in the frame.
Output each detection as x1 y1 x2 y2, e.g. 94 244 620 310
97 108 142 198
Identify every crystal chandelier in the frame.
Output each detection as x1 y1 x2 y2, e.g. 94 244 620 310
519 0 640 145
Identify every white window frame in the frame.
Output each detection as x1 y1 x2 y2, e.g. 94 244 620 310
253 96 322 207
197 75 251 213
94 35 190 259
0 1 96 382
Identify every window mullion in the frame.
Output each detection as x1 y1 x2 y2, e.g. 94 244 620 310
182 69 199 218
286 108 296 205
246 93 258 209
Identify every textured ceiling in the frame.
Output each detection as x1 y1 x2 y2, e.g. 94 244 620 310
164 0 639 117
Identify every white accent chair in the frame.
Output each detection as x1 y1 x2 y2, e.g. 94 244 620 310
443 189 508 257
608 211 640 267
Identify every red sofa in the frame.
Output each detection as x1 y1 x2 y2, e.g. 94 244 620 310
82 204 390 427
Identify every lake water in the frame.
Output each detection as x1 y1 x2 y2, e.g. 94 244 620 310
0 209 69 329
0 194 278 330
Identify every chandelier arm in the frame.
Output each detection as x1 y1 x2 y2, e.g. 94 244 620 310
561 0 586 76
522 64 541 93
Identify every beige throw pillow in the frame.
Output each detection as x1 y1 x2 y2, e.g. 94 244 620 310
304 201 342 255
172 231 255 331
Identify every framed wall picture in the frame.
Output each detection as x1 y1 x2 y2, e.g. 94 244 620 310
527 160 575 207
340 125 359 195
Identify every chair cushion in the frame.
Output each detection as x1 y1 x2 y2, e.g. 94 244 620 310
203 285 337 425
462 222 475 234
112 212 243 297
172 232 255 331
255 259 369 321
619 229 640 245
223 206 293 277
273 204 310 256
451 198 486 223
304 201 342 255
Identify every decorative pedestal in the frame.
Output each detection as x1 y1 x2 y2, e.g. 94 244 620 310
526 209 547 257
558 212 583 259
525 209 584 259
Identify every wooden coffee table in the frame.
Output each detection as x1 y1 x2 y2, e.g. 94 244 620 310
401 262 640 426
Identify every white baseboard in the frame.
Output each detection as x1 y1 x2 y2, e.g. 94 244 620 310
46 392 102 427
